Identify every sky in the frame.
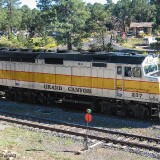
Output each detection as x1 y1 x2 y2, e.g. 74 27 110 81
20 0 118 9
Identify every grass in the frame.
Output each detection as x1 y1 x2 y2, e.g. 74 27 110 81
0 125 154 160
121 37 144 49
0 126 76 159
0 127 43 150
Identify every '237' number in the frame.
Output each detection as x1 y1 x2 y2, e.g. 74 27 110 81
132 92 142 98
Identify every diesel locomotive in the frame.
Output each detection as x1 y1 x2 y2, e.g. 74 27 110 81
0 49 159 119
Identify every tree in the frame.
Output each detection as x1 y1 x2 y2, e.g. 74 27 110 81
150 0 160 26
113 0 131 32
150 37 160 52
0 0 3 7
36 0 55 11
47 0 89 50
0 8 7 31
86 3 111 50
105 0 115 15
1 0 21 35
27 9 43 37
130 0 156 22
20 5 32 30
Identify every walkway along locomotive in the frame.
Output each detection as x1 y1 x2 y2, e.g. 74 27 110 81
0 50 159 119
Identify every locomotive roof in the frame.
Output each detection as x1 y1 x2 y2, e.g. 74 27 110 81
39 51 146 64
0 50 147 64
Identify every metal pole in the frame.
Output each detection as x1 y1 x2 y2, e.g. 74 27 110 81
84 122 89 150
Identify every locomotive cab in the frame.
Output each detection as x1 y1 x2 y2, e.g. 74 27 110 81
142 54 160 118
113 53 160 118
143 55 159 76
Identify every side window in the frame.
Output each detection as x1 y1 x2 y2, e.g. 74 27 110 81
124 67 132 77
132 67 142 78
117 66 122 75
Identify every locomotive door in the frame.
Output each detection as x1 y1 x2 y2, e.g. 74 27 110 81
92 68 103 96
115 65 124 98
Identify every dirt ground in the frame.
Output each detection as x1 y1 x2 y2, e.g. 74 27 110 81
0 123 155 160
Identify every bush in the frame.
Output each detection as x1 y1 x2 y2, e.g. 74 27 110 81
102 43 114 52
116 36 126 44
89 44 101 51
150 42 160 51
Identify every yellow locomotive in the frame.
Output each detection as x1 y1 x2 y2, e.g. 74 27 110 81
0 49 159 119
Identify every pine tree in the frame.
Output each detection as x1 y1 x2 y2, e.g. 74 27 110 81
2 0 21 35
37 0 89 50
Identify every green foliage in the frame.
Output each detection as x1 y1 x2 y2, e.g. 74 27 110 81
113 0 131 32
0 0 159 50
113 0 157 32
36 0 54 11
45 37 56 49
20 5 32 30
86 3 111 49
103 43 114 51
87 3 110 33
114 0 131 20
142 51 147 55
89 44 102 51
116 36 126 44
130 0 156 22
26 38 34 49
121 37 144 49
150 38 160 51
154 27 160 36
26 37 56 49
89 43 114 52
0 35 57 49
0 8 7 30
52 0 89 50
2 0 22 34
0 37 12 47
17 33 28 46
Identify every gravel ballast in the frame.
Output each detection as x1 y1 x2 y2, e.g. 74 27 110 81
0 99 159 159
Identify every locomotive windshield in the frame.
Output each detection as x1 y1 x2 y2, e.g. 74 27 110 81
144 64 158 74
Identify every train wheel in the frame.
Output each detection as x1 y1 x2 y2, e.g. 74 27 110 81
46 94 54 106
143 110 149 119
15 90 23 102
91 100 101 112
116 100 126 116
134 105 149 119
30 92 39 104
100 101 110 113
5 90 16 101
37 93 46 104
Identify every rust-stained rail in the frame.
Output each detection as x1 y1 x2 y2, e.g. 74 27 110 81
0 113 160 153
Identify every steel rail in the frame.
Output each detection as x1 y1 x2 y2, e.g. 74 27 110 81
0 111 159 143
0 114 160 153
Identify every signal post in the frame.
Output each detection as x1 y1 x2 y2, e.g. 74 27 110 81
84 108 92 150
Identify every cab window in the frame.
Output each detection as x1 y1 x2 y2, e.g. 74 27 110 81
132 67 142 78
124 67 132 77
117 66 122 75
144 64 158 74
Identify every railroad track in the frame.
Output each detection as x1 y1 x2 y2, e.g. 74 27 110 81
0 111 160 155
